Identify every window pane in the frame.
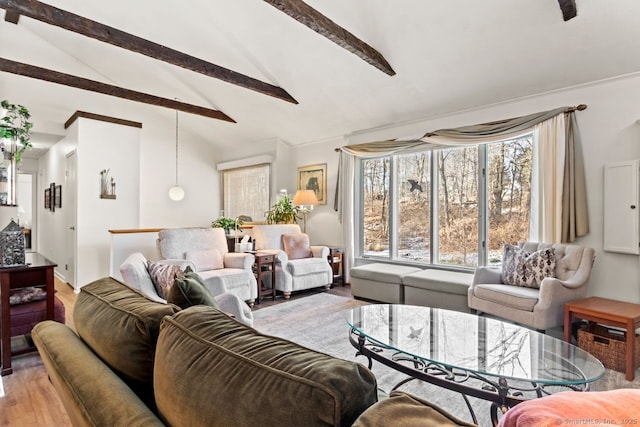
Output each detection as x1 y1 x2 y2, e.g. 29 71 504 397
397 153 430 262
437 146 479 267
362 158 390 257
487 137 533 266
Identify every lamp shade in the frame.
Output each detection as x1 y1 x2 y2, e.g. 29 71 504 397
293 190 318 206
169 185 185 201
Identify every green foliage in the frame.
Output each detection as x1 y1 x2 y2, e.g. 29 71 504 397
212 217 243 231
266 194 300 224
0 100 33 163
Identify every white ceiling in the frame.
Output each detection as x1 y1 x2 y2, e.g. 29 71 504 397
2 0 640 157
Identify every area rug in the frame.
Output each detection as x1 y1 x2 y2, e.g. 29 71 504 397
252 293 640 427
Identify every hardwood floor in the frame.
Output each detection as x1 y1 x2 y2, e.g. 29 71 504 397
0 278 352 426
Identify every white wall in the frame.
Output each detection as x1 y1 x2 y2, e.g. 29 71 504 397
297 73 640 303
38 117 140 288
138 119 221 228
75 118 141 289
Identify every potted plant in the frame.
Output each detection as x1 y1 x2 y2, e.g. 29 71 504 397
0 100 33 163
212 216 243 234
266 194 300 224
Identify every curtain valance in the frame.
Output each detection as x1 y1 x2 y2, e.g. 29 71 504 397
340 106 582 157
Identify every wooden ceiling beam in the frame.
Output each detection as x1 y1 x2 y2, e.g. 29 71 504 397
0 58 236 122
263 0 395 76
0 0 298 104
4 9 19 23
557 0 577 21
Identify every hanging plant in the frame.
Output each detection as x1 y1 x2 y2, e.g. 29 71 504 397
266 194 300 224
0 100 33 163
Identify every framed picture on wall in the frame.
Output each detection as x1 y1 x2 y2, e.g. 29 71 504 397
55 185 62 208
44 188 51 209
49 183 55 212
297 163 327 205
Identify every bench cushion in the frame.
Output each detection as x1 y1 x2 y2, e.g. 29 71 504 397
350 263 422 283
403 269 472 296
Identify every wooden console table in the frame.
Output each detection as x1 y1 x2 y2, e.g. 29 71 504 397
1 253 57 376
564 296 640 381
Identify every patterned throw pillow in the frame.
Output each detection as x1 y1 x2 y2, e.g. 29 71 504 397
147 261 184 299
9 286 47 305
501 244 556 289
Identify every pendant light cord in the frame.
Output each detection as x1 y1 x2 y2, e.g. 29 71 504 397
175 109 179 185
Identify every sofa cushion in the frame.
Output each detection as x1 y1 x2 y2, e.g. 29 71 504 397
287 257 330 276
147 261 184 299
282 233 312 260
502 244 555 288
158 227 228 259
119 252 164 302
353 391 476 427
74 277 180 408
186 248 224 272
167 271 220 310
154 306 378 427
472 283 539 311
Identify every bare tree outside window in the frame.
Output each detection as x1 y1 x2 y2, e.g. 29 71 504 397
359 135 532 269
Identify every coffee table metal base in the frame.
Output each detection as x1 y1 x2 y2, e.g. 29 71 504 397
349 329 589 426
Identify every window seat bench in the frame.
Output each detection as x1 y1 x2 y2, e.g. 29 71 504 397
350 263 472 312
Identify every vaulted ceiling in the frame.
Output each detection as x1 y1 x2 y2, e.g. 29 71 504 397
1 0 640 154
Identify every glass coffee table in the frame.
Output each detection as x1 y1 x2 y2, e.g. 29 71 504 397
347 305 605 425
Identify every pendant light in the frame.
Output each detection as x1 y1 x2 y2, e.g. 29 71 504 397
169 108 185 201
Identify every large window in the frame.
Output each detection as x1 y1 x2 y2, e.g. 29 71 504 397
359 135 532 269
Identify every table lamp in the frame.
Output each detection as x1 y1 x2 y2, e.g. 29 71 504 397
293 190 319 233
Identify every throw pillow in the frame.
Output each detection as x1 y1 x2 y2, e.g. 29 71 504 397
186 249 224 272
167 271 220 310
147 261 184 299
502 244 556 288
282 233 312 260
9 286 47 305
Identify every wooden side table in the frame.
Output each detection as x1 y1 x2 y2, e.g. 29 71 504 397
564 296 640 381
254 252 277 303
1 253 57 376
327 247 345 287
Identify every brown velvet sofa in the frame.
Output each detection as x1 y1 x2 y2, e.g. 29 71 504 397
32 277 474 427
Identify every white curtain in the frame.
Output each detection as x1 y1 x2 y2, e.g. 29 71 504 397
336 151 356 281
530 114 566 243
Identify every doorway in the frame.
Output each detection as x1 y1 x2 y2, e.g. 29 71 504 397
65 151 77 290
17 173 35 251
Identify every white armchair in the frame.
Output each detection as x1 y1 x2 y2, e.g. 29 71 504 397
251 224 333 299
468 242 595 331
119 252 253 326
157 228 257 305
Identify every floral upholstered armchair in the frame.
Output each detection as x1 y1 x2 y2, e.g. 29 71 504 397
250 224 333 299
468 242 595 331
